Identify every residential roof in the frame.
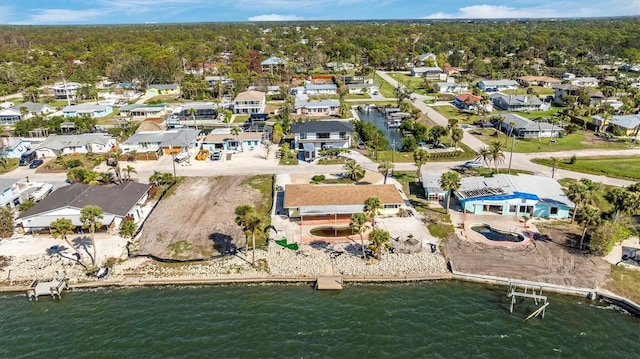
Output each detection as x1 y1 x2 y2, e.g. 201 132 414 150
290 120 353 133
284 184 404 208
456 174 573 207
119 104 144 112
598 114 640 130
492 93 542 106
420 174 445 194
294 99 340 109
479 80 518 86
518 76 561 83
136 118 165 132
502 114 554 131
306 84 338 90
571 77 599 83
203 131 263 143
0 178 18 191
455 93 481 103
234 90 266 102
124 128 199 148
130 106 165 113
10 102 53 113
18 182 151 219
36 133 114 151
261 56 286 66
438 82 468 87
148 83 179 90
412 66 443 73
62 103 111 113
552 84 582 91
418 53 436 61
347 83 376 89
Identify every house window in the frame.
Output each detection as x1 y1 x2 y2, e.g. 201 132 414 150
509 205 517 213
300 133 307 139
384 204 399 209
317 132 330 139
550 207 558 215
339 132 346 139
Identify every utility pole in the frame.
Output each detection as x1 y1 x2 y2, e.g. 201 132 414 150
169 140 176 177
60 70 71 107
391 139 396 162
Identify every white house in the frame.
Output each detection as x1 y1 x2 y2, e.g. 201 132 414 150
233 91 266 114
410 67 445 80
62 103 113 118
570 77 599 87
128 105 168 120
420 174 446 201
294 100 340 117
52 82 82 99
499 114 561 138
0 178 53 209
305 84 338 95
17 182 151 232
35 133 116 157
0 102 56 125
477 80 519 92
347 83 379 94
291 120 353 161
122 128 199 155
437 80 469 94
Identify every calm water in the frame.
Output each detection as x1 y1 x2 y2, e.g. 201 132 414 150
0 282 638 358
357 108 403 149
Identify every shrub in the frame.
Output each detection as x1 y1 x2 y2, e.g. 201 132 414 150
311 175 326 182
401 137 417 152
588 220 633 255
65 158 83 169
568 154 577 164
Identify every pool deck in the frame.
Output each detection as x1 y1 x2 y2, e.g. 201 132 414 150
453 213 536 247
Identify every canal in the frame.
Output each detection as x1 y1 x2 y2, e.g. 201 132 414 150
356 107 403 150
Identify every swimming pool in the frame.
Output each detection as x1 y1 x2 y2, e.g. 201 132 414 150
470 224 525 242
309 226 354 237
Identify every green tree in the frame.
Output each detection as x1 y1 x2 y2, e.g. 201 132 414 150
50 218 87 269
377 161 394 185
119 220 137 239
230 125 242 151
234 204 255 258
475 147 491 167
80 205 104 266
187 107 198 130
343 160 365 181
122 165 137 182
605 187 639 221
349 212 369 261
0 207 13 238
413 148 429 178
244 213 263 266
222 109 233 128
550 157 560 179
364 197 383 227
576 205 600 249
368 228 391 260
17 200 35 212
451 126 464 149
489 141 505 173
439 171 462 213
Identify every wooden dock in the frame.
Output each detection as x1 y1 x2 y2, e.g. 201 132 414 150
27 278 67 301
315 276 343 290
507 283 549 319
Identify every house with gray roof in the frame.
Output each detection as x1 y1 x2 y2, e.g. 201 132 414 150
18 182 152 232
122 128 199 155
410 67 445 80
294 99 340 117
490 93 546 112
2 137 44 158
291 120 353 161
455 174 573 219
261 56 287 72
592 114 640 136
499 114 561 139
35 133 116 157
420 174 446 201
0 102 56 124
62 103 113 118
305 83 338 95
477 79 519 92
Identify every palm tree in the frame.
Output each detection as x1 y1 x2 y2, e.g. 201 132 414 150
83 170 103 185
244 213 263 266
364 197 383 227
234 204 255 256
413 148 429 179
128 149 138 162
222 109 233 128
451 127 464 149
475 147 491 168
50 217 87 269
605 187 639 222
122 165 137 182
343 160 365 181
550 157 560 178
187 107 198 130
439 171 462 213
567 181 587 224
548 117 559 144
119 220 137 239
489 141 505 173
349 212 369 260
79 205 104 266
377 161 394 184
576 205 600 249
368 228 391 260
230 125 242 151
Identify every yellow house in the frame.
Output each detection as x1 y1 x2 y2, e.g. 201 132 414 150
283 184 404 222
145 83 181 97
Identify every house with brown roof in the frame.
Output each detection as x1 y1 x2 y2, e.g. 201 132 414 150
17 182 152 232
453 93 492 112
517 76 561 88
233 90 266 114
284 184 405 221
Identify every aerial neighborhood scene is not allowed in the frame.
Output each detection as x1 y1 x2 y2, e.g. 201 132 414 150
0 18 638 317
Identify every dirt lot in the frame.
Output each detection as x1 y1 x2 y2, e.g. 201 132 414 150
137 176 262 259
445 221 611 288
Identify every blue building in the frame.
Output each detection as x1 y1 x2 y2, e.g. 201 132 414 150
202 130 263 152
455 174 573 219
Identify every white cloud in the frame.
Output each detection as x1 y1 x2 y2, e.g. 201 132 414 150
424 5 558 19
248 14 303 21
19 8 104 24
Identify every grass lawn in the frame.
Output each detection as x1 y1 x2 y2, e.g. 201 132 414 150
374 74 397 99
473 130 629 153
232 115 249 124
240 175 274 246
605 264 640 304
386 73 432 95
534 156 640 181
465 167 535 177
36 154 102 173
368 142 477 163
433 105 484 124
317 157 351 165
343 93 370 100
0 159 19 175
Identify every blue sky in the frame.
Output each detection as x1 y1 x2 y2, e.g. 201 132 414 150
0 0 638 25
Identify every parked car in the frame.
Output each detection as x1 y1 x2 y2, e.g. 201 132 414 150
463 160 484 169
473 120 493 128
29 159 44 169
210 151 222 161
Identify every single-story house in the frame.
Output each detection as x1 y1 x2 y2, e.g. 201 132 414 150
62 103 113 118
417 53 437 66
129 105 168 120
444 66 466 76
305 84 338 95
421 174 446 201
247 85 281 96
410 67 445 80
35 133 116 157
517 76 561 88
18 182 152 232
346 83 379 94
0 178 53 209
294 100 340 117
477 80 519 92
0 102 56 124
145 83 180 97
283 184 405 220
325 62 355 71
172 102 218 121
592 114 640 135
202 129 263 152
453 93 482 111
437 81 469 94
291 120 353 161
52 82 82 99
499 114 561 139
233 90 266 114
570 77 599 87
2 137 43 158
490 93 546 112
455 174 573 219
122 128 199 155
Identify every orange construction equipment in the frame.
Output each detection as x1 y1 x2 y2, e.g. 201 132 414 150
196 150 210 161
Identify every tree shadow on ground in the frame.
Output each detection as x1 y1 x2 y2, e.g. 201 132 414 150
208 232 238 255
46 245 88 269
344 242 372 258
408 182 426 198
71 236 94 263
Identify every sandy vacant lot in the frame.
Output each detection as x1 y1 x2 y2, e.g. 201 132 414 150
137 176 262 259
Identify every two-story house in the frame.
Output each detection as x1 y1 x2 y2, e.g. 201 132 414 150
233 91 266 114
294 100 340 117
52 82 82 99
0 178 53 209
291 121 353 161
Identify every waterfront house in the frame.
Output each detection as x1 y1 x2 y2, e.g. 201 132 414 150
305 84 338 95
437 80 469 94
592 114 640 135
455 174 573 219
145 83 180 97
52 82 82 99
517 76 562 88
0 102 55 125
284 184 404 221
35 133 116 157
346 83 379 95
490 93 546 112
291 120 353 161
294 100 340 117
62 103 113 118
202 129 263 152
420 174 446 201
122 128 199 156
477 80 519 92
410 67 445 80
499 114 560 138
0 178 53 209
233 91 266 114
18 182 152 233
